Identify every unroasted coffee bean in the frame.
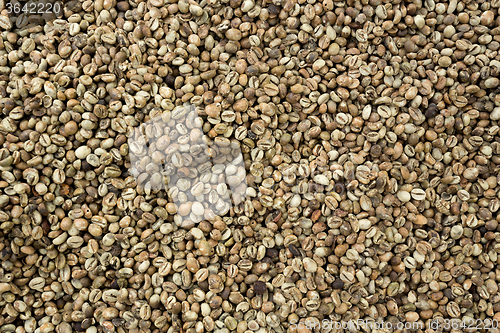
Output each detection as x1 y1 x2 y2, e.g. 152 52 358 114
253 281 267 295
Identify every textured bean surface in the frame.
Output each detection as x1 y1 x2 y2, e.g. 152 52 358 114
0 0 500 332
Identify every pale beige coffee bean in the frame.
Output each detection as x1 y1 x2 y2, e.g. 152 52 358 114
410 188 426 200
